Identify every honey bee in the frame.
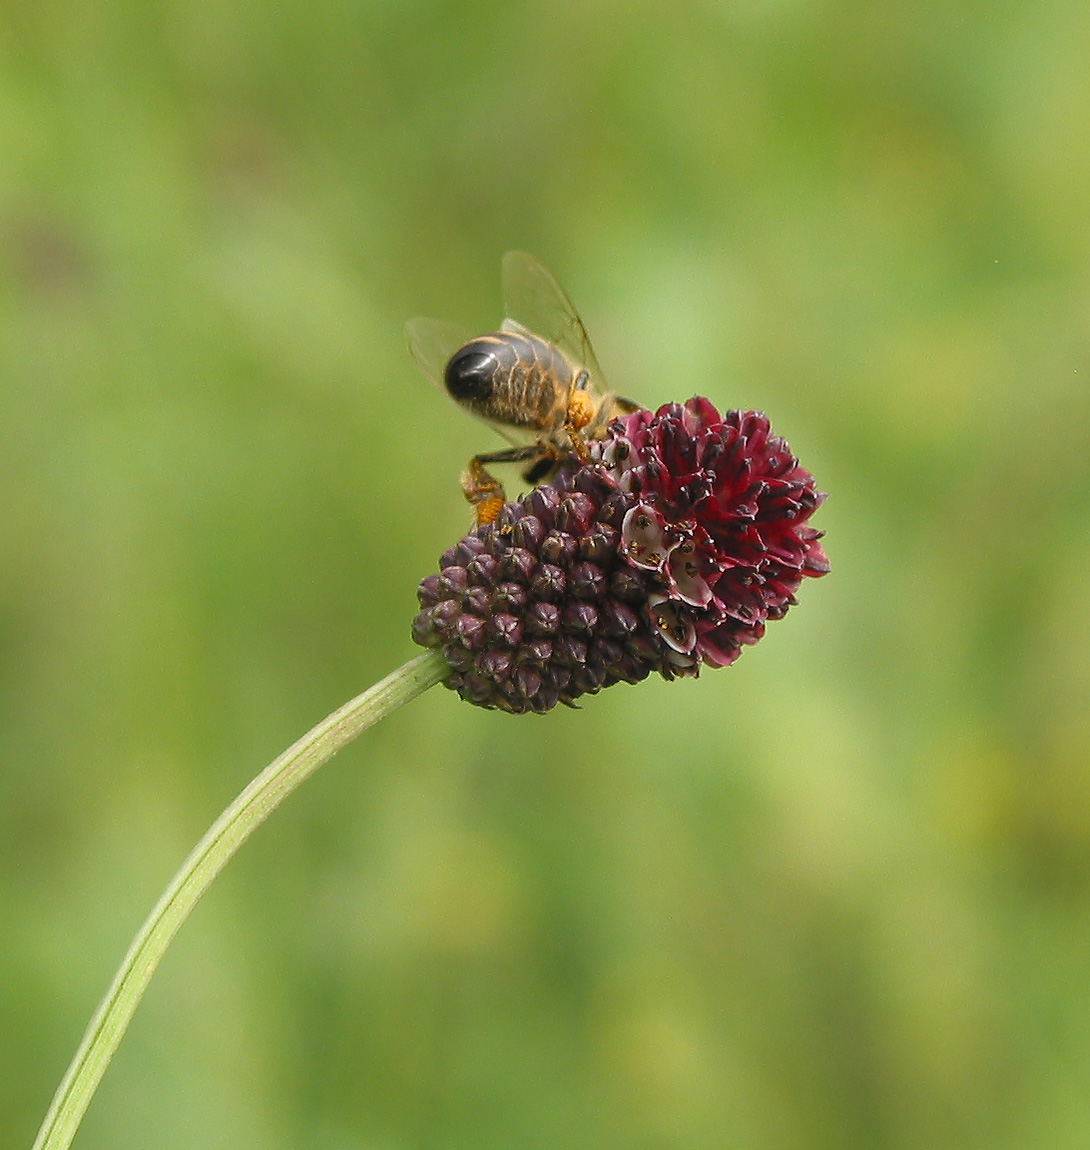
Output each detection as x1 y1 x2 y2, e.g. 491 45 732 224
406 251 642 525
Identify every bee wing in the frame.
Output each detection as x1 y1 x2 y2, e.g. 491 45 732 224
501 250 607 389
404 316 471 388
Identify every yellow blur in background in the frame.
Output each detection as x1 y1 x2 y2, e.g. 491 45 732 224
3 1 1089 1147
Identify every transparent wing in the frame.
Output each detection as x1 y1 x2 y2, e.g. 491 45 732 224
501 250 607 387
404 317 471 388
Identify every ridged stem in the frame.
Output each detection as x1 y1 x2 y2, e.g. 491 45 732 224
32 649 450 1150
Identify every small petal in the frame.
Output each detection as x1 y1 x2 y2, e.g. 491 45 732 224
667 540 713 608
621 504 670 569
647 594 697 655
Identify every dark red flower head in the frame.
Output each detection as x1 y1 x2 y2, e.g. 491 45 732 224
413 398 829 713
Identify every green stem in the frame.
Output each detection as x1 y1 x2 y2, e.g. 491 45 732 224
32 649 450 1150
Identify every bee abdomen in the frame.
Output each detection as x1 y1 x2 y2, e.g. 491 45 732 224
445 340 503 404
445 331 572 429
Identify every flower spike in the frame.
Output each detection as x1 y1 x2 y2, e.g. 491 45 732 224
413 398 829 713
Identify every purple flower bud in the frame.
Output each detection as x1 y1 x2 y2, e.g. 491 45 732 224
561 602 598 637
569 562 606 601
486 613 522 647
530 563 567 601
492 582 529 613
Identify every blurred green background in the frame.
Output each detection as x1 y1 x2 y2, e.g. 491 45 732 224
3 1 1089 1147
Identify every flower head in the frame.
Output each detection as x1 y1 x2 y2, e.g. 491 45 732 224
413 398 829 713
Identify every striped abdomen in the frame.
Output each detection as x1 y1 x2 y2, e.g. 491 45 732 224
443 329 578 433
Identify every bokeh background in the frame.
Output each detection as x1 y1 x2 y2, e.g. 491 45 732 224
3 1 1089 1147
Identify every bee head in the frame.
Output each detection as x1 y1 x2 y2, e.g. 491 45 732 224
445 342 498 404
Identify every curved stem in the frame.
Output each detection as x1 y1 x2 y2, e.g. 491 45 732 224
33 649 450 1150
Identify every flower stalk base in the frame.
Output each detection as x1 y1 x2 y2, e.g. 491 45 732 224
32 650 449 1150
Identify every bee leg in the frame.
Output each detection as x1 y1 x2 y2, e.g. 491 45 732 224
521 455 559 485
462 446 540 526
461 460 506 526
564 370 595 462
563 414 593 464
